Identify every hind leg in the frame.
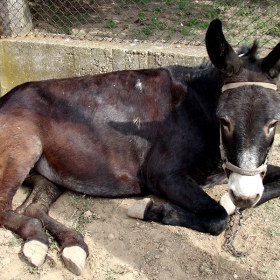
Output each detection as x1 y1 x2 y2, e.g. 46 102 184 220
0 132 50 266
18 173 88 275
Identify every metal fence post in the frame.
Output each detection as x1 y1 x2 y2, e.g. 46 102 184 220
0 0 33 36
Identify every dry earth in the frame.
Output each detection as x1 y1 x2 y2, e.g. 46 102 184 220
1 133 280 280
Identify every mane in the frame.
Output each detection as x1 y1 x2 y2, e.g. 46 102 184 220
238 40 259 62
198 61 213 70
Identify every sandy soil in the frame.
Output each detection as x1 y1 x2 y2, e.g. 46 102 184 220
1 133 280 280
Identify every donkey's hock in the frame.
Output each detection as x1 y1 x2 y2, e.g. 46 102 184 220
0 19 280 274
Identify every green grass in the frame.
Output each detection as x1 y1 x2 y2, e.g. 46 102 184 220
70 194 95 236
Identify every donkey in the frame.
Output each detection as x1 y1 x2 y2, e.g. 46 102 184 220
0 19 279 275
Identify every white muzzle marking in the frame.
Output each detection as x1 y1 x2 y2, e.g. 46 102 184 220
228 173 264 207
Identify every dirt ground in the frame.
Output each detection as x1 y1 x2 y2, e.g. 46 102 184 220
0 132 280 280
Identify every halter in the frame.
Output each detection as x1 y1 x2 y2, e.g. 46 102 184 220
222 82 277 93
219 125 269 178
220 81 277 177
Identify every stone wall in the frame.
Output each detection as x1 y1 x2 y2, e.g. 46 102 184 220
0 37 207 96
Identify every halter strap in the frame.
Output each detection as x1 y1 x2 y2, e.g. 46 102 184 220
222 82 277 93
219 124 270 178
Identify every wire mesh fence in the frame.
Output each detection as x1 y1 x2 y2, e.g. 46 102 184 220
0 0 279 48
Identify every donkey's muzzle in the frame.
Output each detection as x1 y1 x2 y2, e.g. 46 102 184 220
229 189 261 208
227 173 264 209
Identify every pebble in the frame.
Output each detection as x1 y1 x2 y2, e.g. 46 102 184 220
164 241 172 247
83 210 93 218
108 233 115 240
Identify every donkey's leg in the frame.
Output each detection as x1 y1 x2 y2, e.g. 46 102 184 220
0 133 49 267
255 164 280 206
18 173 88 276
128 173 228 235
128 198 227 235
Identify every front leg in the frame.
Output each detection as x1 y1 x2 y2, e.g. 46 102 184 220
256 164 280 206
128 173 228 235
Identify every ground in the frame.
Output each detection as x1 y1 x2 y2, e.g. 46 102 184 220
1 133 280 280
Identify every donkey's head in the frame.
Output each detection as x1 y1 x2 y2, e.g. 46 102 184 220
206 19 280 209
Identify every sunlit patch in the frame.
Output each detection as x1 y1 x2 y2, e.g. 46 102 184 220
135 79 143 92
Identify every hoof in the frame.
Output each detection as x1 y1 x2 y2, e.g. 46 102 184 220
62 246 87 276
127 198 153 220
23 240 48 267
220 192 236 215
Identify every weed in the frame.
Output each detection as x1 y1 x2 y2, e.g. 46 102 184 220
27 266 40 274
70 194 94 236
182 27 190 36
267 24 280 36
138 12 145 21
106 20 116 29
105 263 128 280
239 6 252 17
186 18 197 27
176 228 188 240
108 205 116 218
178 0 187 10
153 7 161 16
268 229 280 237
23 187 31 195
46 230 59 251
150 17 159 27
106 267 119 280
168 26 177 33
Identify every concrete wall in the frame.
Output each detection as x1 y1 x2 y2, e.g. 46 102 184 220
1 37 279 97
0 37 207 96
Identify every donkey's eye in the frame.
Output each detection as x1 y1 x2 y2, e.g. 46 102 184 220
220 117 231 132
268 121 277 134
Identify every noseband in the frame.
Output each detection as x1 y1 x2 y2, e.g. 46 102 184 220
220 81 277 177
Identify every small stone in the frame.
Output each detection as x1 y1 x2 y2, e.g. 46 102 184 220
108 233 115 240
164 241 172 247
233 273 238 279
83 210 93 218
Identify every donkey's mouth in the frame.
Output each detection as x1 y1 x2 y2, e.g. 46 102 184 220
229 189 261 209
227 173 263 209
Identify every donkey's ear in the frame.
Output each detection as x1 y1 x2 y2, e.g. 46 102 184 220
261 43 280 80
206 19 241 76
